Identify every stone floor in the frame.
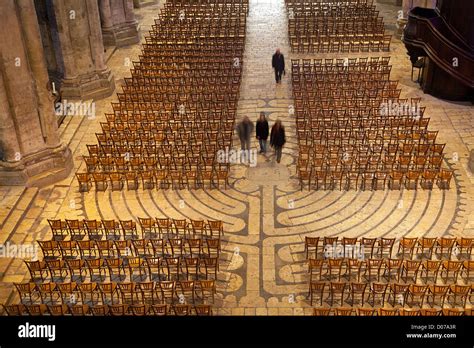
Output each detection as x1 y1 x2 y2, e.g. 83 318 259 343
0 0 473 315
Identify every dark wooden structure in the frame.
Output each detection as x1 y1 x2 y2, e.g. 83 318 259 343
403 0 474 101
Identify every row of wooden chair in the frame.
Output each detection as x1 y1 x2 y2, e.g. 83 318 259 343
77 168 230 192
308 281 473 308
25 256 220 283
14 280 217 306
37 238 221 260
308 258 474 285
290 35 391 53
287 0 387 53
304 236 474 260
298 168 453 191
2 303 213 316
312 307 470 316
47 218 224 241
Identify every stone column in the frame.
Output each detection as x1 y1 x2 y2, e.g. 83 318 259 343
0 0 73 186
51 0 115 100
99 0 139 47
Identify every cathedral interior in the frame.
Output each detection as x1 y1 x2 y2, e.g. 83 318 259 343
0 0 473 339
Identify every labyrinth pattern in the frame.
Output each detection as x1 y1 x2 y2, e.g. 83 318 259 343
0 0 472 316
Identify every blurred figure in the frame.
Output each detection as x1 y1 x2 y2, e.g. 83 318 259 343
272 48 285 83
236 116 254 159
256 112 269 154
270 119 286 163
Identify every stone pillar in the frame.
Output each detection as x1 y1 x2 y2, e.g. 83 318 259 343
51 0 115 100
0 0 73 186
99 0 139 47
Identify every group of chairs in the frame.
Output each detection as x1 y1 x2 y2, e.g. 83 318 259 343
5 279 217 317
304 236 474 315
311 307 470 316
304 236 474 261
1 214 228 315
77 0 249 191
292 58 452 190
46 218 224 241
77 166 230 192
286 0 390 53
2 303 213 316
309 280 473 309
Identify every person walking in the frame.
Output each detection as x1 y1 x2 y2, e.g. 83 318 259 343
270 119 286 163
236 116 254 160
272 48 285 83
255 112 269 154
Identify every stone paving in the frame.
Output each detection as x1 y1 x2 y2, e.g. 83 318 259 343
0 0 473 315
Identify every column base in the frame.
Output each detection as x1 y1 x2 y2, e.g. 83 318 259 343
0 144 74 187
102 22 140 47
60 68 115 101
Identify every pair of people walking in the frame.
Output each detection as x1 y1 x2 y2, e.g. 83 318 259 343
237 113 286 164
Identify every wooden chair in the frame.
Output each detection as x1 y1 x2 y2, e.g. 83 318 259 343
420 308 442 316
439 261 462 283
399 308 420 316
368 283 388 307
76 173 92 192
419 260 441 283
447 285 470 308
397 237 417 259
426 285 449 308
383 258 402 282
377 238 395 258
14 283 39 304
194 304 213 316
313 308 332 316
347 282 367 306
309 281 326 306
149 304 168 316
407 284 428 307
415 237 437 259
329 282 346 306
379 308 398 316
437 169 453 189
365 258 384 282
435 237 456 260
388 283 409 307
357 308 376 316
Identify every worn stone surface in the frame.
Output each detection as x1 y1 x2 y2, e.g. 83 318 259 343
0 0 472 315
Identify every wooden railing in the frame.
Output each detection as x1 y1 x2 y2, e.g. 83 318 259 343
403 7 474 88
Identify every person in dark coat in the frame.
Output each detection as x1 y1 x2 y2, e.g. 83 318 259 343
270 119 286 163
272 48 285 83
255 112 269 154
236 116 254 159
